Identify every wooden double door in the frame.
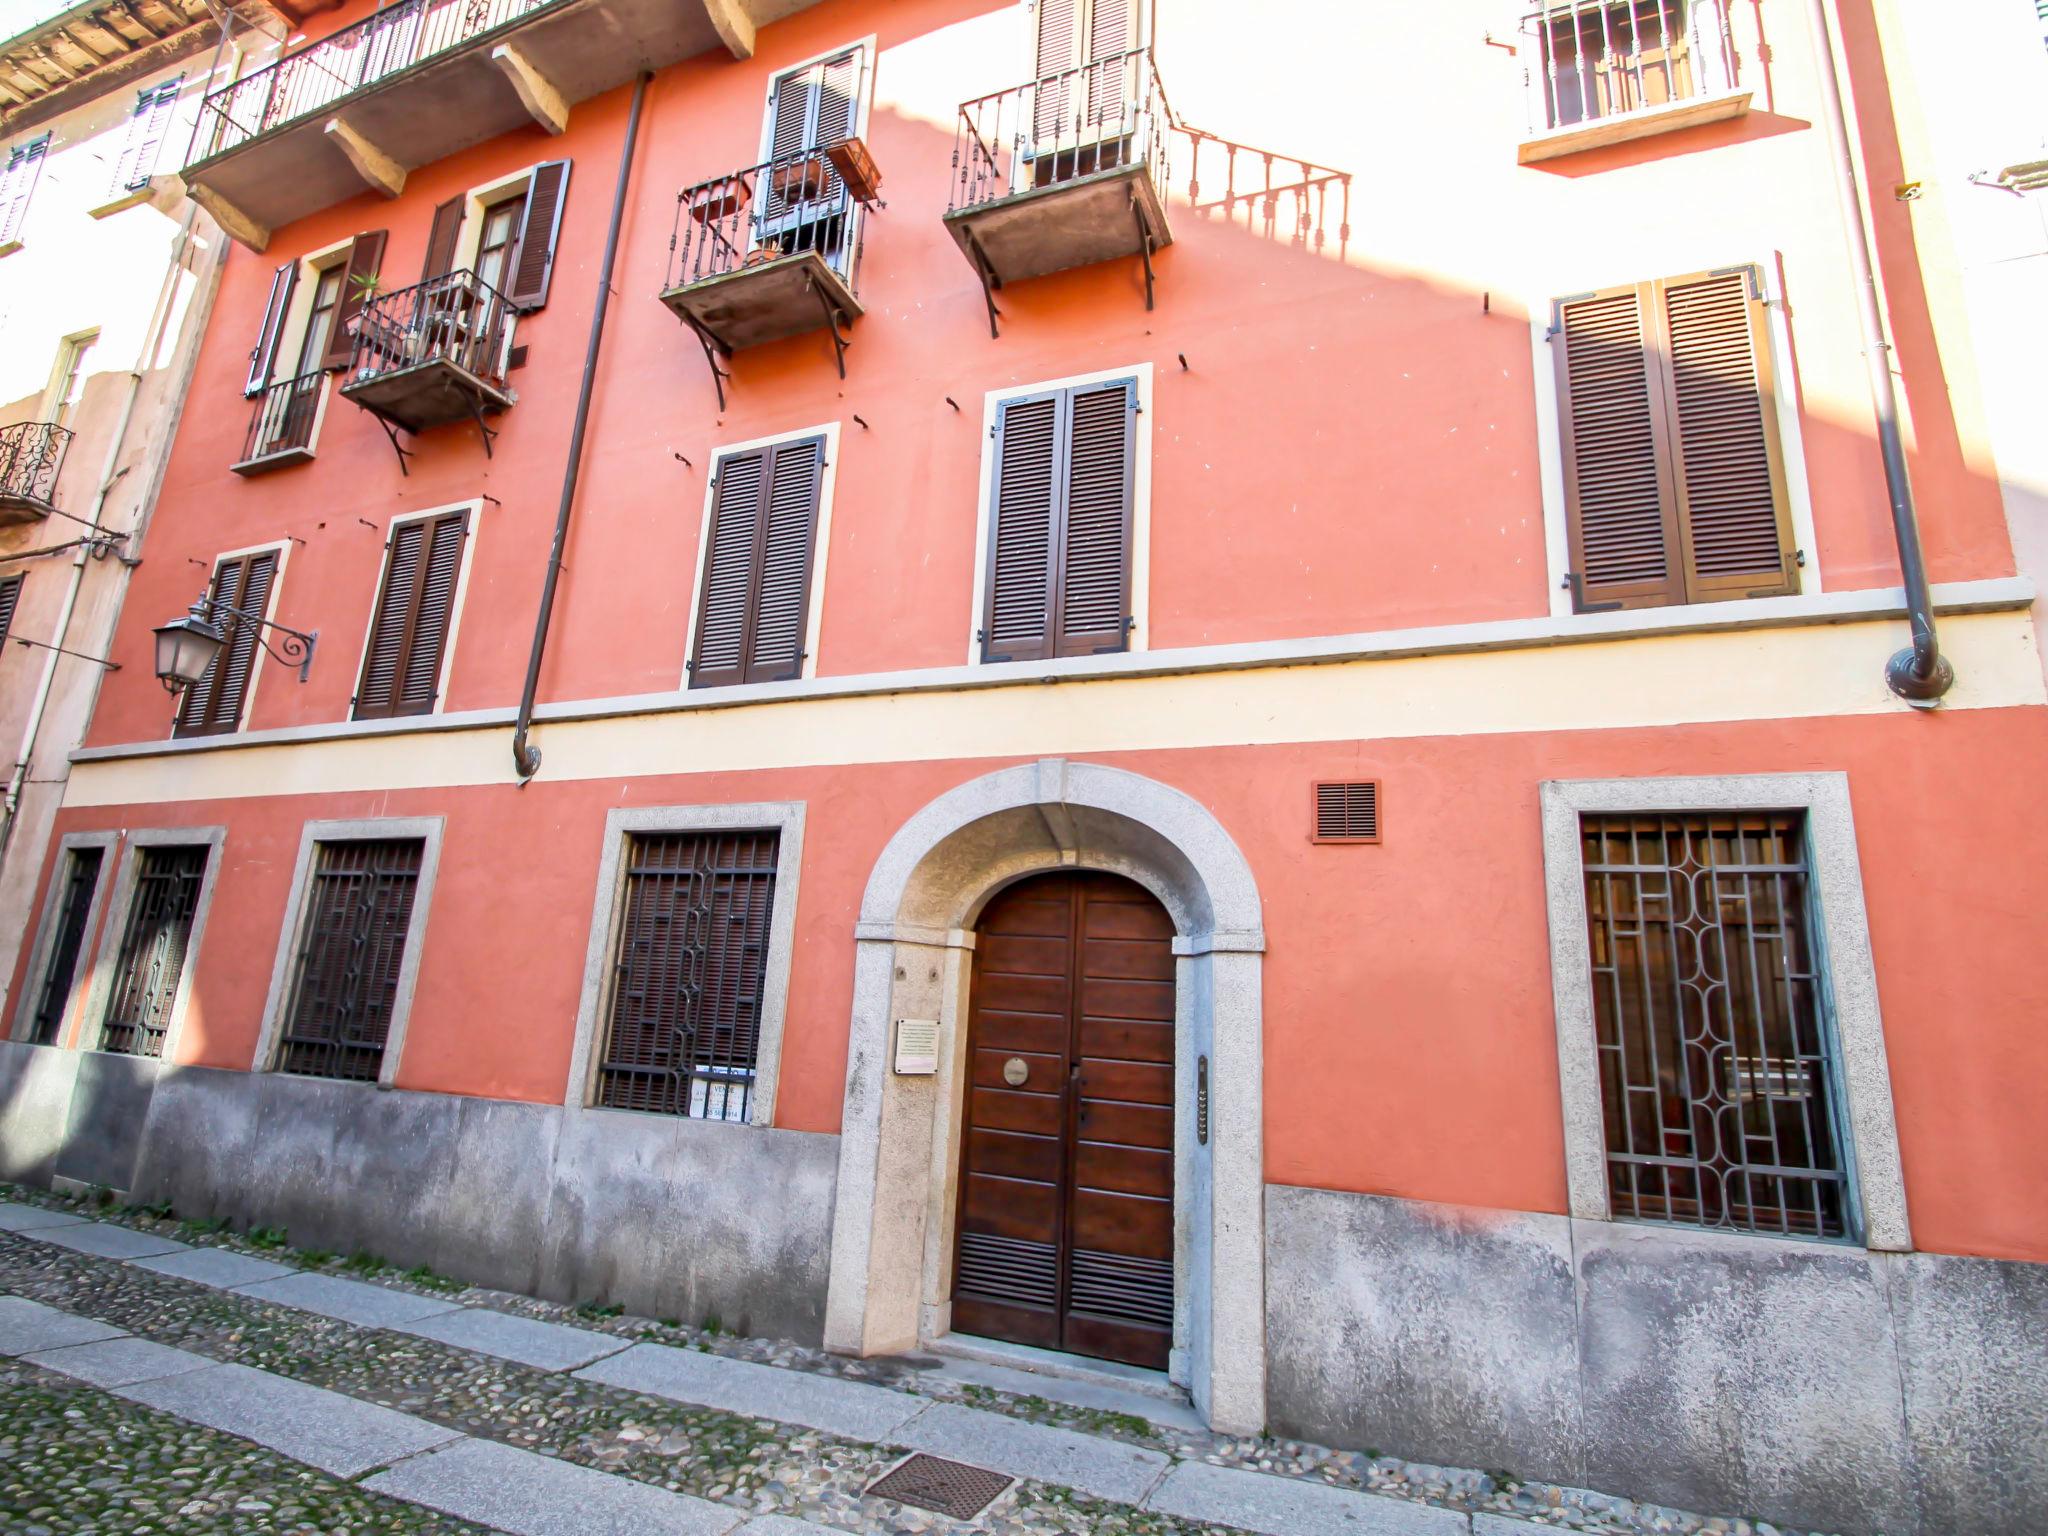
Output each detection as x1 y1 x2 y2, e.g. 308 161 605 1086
952 871 1175 1369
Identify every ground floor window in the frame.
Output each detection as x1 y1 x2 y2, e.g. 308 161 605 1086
1579 810 1847 1239
596 829 780 1121
99 844 208 1058
275 837 425 1082
24 845 104 1045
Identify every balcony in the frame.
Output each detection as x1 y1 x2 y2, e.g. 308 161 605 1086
339 270 516 462
0 421 73 525
660 141 883 404
182 0 807 250
944 48 1173 337
1517 0 1751 164
233 372 327 475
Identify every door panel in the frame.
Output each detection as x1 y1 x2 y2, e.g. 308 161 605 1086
954 871 1176 1370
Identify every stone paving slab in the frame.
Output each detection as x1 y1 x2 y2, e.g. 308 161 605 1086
34 1221 189 1260
1146 1460 1470 1535
0 1293 127 1355
578 1342 930 1441
235 1269 466 1328
394 1304 634 1372
118 1361 464 1479
364 1435 745 1536
894 1400 1172 1507
24 1335 216 1387
1473 1517 1555 1534
0 1201 88 1233
734 1517 850 1535
131 1246 296 1288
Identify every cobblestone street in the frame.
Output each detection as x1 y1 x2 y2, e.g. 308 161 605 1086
0 1193 1830 1536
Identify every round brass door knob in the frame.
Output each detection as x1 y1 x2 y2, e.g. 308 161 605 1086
1002 1057 1029 1086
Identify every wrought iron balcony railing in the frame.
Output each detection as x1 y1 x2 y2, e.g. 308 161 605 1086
0 420 73 516
666 141 881 295
235 372 325 473
194 0 558 161
1521 0 1740 136
947 47 1172 217
346 269 516 392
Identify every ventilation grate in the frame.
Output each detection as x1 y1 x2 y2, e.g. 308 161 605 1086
1312 780 1381 844
868 1454 1014 1519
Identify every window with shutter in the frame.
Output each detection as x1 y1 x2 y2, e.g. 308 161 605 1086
173 549 280 738
322 230 387 371
24 845 104 1047
111 77 182 196
1555 266 1794 611
0 573 21 647
981 377 1137 663
355 508 469 719
505 160 569 310
420 194 466 284
689 436 825 689
246 261 298 397
274 837 424 1082
0 134 50 245
1035 0 1133 138
596 829 780 1121
99 844 208 1059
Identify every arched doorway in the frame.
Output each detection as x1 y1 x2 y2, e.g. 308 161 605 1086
954 871 1175 1370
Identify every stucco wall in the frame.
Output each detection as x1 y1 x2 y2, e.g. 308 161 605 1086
1265 1184 2048 1536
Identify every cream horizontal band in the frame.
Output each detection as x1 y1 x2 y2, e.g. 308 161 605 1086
62 606 2044 808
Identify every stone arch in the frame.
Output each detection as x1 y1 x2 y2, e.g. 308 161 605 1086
823 760 1267 1432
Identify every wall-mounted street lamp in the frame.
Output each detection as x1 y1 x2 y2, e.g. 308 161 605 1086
152 595 317 694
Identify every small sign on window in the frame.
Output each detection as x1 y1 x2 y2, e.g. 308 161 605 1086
894 1018 939 1076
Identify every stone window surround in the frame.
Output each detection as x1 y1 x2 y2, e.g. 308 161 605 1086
1539 772 1911 1252
8 830 121 1046
74 825 229 1062
250 816 446 1089
564 801 807 1129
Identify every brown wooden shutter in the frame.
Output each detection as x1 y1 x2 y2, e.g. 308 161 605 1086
420 194 465 283
174 549 279 738
1658 268 1797 601
505 160 569 310
982 392 1059 663
1055 378 1135 655
354 509 468 719
322 230 387 371
0 573 20 646
1555 282 1685 611
689 437 824 689
246 260 297 396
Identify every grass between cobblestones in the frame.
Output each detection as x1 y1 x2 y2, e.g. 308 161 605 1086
0 1357 492 1535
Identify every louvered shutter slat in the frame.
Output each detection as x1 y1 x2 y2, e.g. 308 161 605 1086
1056 381 1133 655
395 514 467 712
0 574 21 645
745 439 823 684
421 195 465 283
323 231 387 372
1556 285 1684 610
984 394 1059 662
692 451 765 689
355 522 424 718
1662 270 1796 599
506 160 569 310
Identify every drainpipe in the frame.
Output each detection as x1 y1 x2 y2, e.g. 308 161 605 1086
1806 0 1953 706
513 71 649 779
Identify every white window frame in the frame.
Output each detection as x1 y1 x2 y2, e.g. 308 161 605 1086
162 538 293 736
251 816 446 1088
1530 252 1819 618
752 36 877 273
677 421 840 690
9 831 121 1047
968 359 1154 665
1538 772 1910 1252
77 825 228 1062
450 160 545 289
565 801 806 1128
351 497 485 719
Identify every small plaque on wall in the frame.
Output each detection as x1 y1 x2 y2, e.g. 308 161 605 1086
894 1018 939 1075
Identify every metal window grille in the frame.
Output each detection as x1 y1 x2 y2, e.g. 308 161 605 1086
275 838 425 1082
1580 811 1848 1239
100 845 208 1058
27 846 104 1046
1522 1 1740 134
597 830 779 1120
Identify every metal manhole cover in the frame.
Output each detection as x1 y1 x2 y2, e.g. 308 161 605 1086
867 1453 1014 1519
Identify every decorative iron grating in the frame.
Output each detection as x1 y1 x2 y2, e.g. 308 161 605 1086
867 1454 1014 1520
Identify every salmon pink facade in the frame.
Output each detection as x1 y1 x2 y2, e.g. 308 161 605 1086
4 2 2047 1532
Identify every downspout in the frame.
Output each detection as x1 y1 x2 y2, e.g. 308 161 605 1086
1806 0 1953 705
513 71 649 778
